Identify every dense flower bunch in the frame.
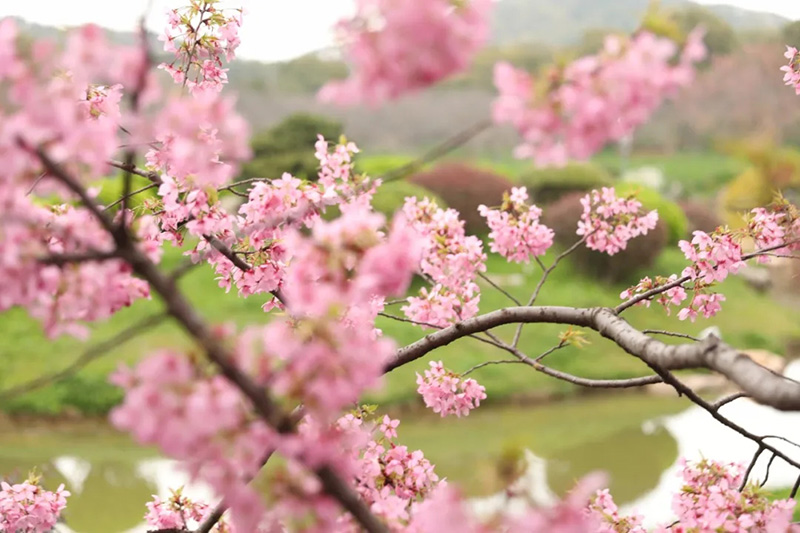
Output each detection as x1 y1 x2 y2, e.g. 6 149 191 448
478 187 555 263
159 0 243 92
401 198 487 327
145 489 232 532
111 204 423 530
331 411 442 529
415 361 487 417
622 201 800 320
589 459 799 532
319 0 492 106
143 88 251 190
577 187 659 255
0 478 70 533
782 46 800 95
0 199 152 338
492 29 706 165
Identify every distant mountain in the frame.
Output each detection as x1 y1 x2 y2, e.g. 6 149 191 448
490 0 789 45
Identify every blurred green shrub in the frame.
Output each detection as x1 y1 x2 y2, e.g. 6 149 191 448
519 163 614 205
356 154 418 178
239 113 343 181
408 162 514 236
542 191 668 283
371 181 447 219
91 174 160 211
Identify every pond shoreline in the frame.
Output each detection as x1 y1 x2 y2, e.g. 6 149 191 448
0 380 729 432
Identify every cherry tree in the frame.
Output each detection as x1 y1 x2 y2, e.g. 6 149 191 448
3 1 800 531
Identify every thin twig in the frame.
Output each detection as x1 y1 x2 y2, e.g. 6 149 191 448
477 272 521 306
104 183 159 211
642 329 700 342
712 392 748 411
511 236 588 348
760 452 778 488
380 119 492 183
791 474 800 499
0 313 167 403
377 312 508 351
740 445 765 491
462 359 524 377
108 160 162 184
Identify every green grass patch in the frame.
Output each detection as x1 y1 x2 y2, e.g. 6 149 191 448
1 236 797 416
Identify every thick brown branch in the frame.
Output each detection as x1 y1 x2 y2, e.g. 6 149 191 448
37 149 387 533
388 306 800 411
39 250 118 265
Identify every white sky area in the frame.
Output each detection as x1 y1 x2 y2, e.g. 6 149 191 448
1 0 799 62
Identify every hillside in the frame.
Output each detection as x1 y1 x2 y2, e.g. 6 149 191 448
490 0 788 45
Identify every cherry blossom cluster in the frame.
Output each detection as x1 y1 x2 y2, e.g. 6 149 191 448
620 275 688 315
415 361 487 417
401 198 487 327
587 489 646 532
159 0 243 92
334 411 441 529
577 187 659 255
111 205 423 529
493 29 706 165
620 229 744 322
782 46 800 95
0 196 151 339
0 478 70 533
670 459 796 531
679 230 745 285
586 460 798 531
145 489 232 532
746 200 800 262
319 0 493 106
478 186 555 263
143 88 251 190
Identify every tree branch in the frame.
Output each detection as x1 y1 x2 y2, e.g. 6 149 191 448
380 119 492 183
35 148 387 533
38 250 119 265
388 306 800 411
511 235 589 348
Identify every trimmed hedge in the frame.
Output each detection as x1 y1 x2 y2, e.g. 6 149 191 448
409 163 514 235
371 180 447 219
519 163 614 205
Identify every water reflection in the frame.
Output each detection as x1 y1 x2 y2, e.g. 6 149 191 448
476 360 800 527
3 363 800 532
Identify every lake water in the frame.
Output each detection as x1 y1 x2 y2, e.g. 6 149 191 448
5 362 800 532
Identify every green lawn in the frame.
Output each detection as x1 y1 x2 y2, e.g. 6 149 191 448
359 150 747 197
1 237 797 415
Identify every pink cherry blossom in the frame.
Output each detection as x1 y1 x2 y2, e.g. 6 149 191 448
319 0 492 106
416 361 487 417
479 186 555 263
493 30 706 165
159 1 243 92
0 478 70 533
578 187 659 255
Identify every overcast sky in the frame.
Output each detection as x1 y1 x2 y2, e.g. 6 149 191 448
2 0 799 62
